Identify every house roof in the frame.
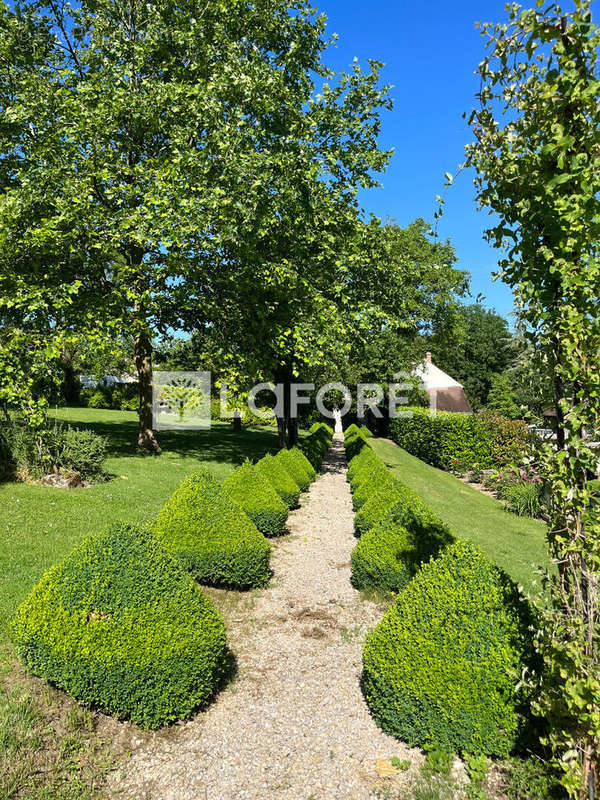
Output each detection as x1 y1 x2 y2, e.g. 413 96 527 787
413 354 464 390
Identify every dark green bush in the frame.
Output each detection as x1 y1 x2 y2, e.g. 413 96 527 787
87 391 111 409
299 425 331 471
61 428 108 478
344 423 362 438
287 446 317 482
389 408 531 471
362 540 535 756
11 523 228 728
154 468 271 587
351 495 454 591
345 431 368 461
354 483 409 537
347 445 378 483
351 461 395 511
276 448 311 492
256 453 301 508
2 420 107 480
223 460 288 537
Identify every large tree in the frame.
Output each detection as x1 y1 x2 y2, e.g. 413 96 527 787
467 1 600 795
0 0 390 448
428 302 514 409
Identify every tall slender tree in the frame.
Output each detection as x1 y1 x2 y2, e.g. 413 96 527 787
467 2 600 795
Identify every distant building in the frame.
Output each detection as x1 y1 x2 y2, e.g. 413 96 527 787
413 352 472 413
79 374 137 389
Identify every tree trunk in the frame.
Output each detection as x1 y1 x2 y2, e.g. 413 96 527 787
276 416 287 449
134 331 160 452
59 347 80 404
288 417 298 447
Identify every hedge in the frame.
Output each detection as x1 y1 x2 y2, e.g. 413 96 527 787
389 408 531 471
276 448 311 492
351 461 395 511
288 446 317 482
351 495 454 592
299 423 333 471
223 460 288 537
347 445 378 484
256 453 301 508
354 482 413 537
154 468 271 587
344 430 369 462
362 540 535 756
12 524 228 728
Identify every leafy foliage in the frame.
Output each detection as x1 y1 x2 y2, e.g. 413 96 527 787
466 2 600 791
154 468 271 588
362 540 536 756
389 408 531 471
11 524 228 728
223 460 288 537
256 454 301 510
275 448 311 492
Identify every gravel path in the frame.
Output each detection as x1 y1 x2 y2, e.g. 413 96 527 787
108 435 420 800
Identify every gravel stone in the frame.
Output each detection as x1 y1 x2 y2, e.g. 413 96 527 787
108 435 421 799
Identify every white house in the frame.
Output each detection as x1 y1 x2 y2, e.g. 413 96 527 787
413 352 472 413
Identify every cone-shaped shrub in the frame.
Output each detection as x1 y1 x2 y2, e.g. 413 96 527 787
347 446 378 483
256 453 300 509
344 423 362 438
288 446 317 482
351 498 453 591
362 540 535 756
223 460 288 537
345 431 368 461
354 483 410 537
352 462 396 511
11 524 228 728
299 428 330 471
154 469 271 587
276 448 311 492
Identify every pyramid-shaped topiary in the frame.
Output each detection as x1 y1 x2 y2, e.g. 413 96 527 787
362 540 536 756
11 523 228 728
223 460 288 537
154 468 271 587
256 453 300 509
288 446 317 482
276 448 311 492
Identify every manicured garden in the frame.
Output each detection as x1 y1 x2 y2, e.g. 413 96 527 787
369 437 548 594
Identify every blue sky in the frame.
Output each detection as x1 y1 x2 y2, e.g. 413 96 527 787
319 0 517 319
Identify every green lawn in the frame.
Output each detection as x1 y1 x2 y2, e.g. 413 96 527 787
0 408 281 658
370 437 549 594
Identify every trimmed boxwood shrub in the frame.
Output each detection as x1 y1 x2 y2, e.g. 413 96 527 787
344 431 368 462
344 423 362 438
361 425 373 438
351 461 395 511
11 523 228 728
276 448 311 492
389 408 531 471
287 446 317 482
347 445 378 483
256 453 301 509
223 460 288 537
154 468 271 587
351 497 454 591
362 540 535 756
354 483 409 537
299 425 332 471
